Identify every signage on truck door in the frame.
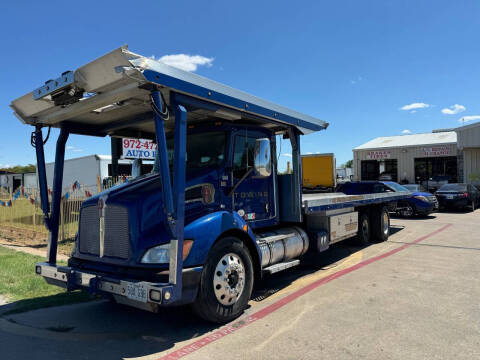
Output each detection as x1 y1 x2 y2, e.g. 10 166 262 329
366 151 391 160
423 146 450 157
122 138 157 160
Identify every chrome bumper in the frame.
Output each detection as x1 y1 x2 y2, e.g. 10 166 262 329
35 262 200 307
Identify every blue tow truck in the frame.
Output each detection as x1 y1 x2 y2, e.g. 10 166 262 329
10 46 410 323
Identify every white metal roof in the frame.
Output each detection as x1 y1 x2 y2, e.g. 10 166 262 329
354 131 457 151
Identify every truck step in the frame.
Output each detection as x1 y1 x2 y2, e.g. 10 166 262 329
263 259 300 275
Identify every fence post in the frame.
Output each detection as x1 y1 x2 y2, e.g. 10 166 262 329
9 186 13 225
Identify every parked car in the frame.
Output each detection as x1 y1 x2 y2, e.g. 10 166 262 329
337 181 437 217
402 184 439 216
435 183 480 211
422 175 450 192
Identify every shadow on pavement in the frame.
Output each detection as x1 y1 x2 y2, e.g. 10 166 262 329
0 228 405 360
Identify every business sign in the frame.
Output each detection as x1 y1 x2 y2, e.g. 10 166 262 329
423 146 450 157
122 138 157 160
366 151 391 160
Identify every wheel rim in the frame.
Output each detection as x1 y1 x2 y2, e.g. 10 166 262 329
362 218 369 239
401 205 413 217
383 211 389 235
213 253 245 306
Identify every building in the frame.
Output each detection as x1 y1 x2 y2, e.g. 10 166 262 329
455 121 480 186
353 131 459 186
44 155 134 192
0 171 37 190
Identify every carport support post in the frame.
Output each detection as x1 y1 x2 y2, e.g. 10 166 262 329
34 126 50 220
46 127 69 264
170 93 187 295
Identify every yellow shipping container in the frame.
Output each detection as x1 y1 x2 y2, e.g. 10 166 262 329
302 153 336 189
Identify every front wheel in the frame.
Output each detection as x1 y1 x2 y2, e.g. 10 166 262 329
192 237 254 323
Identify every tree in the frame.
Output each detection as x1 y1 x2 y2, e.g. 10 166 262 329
0 164 36 173
343 160 353 168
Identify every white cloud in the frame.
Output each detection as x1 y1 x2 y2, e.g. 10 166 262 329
67 145 84 153
157 54 214 72
280 153 292 158
458 115 480 123
0 164 13 168
400 102 430 111
401 129 412 134
410 110 417 114
441 104 466 115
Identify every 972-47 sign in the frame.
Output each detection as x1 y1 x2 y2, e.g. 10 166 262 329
122 138 157 160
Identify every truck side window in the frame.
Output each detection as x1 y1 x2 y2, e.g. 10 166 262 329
233 136 256 179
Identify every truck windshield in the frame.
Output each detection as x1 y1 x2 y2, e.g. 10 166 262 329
153 131 226 174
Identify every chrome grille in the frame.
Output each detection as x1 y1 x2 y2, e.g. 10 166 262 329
79 205 100 256
104 205 130 259
78 204 130 259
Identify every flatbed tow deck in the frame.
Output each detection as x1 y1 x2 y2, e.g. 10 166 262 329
11 45 410 323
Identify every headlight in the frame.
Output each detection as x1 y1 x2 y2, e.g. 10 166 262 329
413 195 428 202
141 240 194 264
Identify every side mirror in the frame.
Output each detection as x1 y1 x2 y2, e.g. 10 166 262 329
254 138 271 177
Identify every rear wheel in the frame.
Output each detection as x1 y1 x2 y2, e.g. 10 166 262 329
353 212 371 245
372 206 390 242
192 237 254 323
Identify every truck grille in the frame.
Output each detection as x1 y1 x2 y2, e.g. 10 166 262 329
78 204 130 259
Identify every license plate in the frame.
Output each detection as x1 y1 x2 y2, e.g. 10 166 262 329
446 195 454 199
126 283 147 303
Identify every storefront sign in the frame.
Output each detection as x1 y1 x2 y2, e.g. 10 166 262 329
122 138 157 160
366 151 391 160
423 146 450 157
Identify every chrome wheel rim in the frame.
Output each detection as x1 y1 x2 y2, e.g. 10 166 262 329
362 218 369 239
401 205 413 217
213 253 245 306
383 211 389 235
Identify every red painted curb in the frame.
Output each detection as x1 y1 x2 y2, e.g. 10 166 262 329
159 223 452 360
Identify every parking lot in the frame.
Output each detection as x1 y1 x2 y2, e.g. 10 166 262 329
0 209 479 360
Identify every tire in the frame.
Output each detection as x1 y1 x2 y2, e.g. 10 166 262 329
353 212 371 246
192 237 254 324
399 203 414 218
371 206 390 242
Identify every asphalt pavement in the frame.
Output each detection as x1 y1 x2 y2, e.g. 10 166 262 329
0 210 479 360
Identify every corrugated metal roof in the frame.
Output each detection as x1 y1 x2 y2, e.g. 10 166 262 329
354 131 457 150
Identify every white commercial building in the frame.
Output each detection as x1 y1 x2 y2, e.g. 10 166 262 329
353 131 459 186
455 121 480 187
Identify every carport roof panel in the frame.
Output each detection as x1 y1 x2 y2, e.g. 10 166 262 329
354 131 457 151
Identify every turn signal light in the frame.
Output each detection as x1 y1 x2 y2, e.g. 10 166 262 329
183 240 194 260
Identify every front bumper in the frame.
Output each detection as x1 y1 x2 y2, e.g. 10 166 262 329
35 262 202 310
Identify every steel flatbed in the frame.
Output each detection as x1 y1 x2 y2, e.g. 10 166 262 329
302 191 412 214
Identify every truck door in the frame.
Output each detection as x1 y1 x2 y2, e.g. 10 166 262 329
231 132 274 223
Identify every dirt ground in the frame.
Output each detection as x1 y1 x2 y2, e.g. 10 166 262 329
0 226 73 258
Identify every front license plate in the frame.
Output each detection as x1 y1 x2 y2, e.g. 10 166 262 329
126 283 147 303
446 195 454 199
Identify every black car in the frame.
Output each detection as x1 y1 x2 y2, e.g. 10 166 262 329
435 183 480 211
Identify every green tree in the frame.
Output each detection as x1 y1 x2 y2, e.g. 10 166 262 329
343 160 353 168
0 164 36 173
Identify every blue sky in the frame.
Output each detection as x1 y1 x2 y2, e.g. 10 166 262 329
1 0 479 170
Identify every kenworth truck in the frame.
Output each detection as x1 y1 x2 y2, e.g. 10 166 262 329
10 46 410 323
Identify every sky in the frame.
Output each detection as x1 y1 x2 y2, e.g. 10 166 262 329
1 0 479 171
